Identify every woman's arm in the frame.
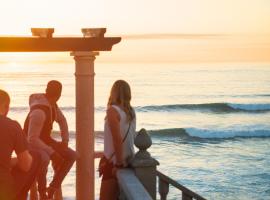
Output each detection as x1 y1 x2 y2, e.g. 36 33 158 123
107 106 123 165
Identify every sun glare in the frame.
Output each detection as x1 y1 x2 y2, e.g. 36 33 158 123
0 0 270 35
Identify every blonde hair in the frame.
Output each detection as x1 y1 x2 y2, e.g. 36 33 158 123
107 80 135 122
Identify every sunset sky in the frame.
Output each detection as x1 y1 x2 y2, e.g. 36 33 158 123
0 0 270 36
0 0 269 63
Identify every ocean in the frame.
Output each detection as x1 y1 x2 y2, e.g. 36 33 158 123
0 36 270 200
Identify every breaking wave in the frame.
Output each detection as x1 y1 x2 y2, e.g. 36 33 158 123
136 103 270 113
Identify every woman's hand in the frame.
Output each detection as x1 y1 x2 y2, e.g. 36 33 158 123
112 163 124 176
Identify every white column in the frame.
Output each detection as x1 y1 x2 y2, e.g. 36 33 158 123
71 51 99 200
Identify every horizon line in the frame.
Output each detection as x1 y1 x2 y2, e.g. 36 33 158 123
119 32 270 39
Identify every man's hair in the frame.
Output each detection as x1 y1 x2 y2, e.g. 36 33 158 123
46 80 62 98
0 89 10 107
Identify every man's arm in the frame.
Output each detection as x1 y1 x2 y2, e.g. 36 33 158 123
10 157 18 167
16 150 33 172
55 107 69 144
28 109 54 155
13 121 33 171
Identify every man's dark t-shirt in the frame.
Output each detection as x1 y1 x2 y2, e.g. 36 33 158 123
0 115 28 198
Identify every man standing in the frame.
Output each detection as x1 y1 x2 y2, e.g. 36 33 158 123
24 80 76 199
0 89 41 200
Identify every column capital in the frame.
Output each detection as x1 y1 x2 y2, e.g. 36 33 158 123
70 51 99 58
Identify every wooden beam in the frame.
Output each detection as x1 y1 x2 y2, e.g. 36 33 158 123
0 37 121 52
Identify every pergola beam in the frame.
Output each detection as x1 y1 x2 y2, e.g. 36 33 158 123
0 37 121 52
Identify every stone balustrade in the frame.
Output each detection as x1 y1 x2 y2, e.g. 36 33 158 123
117 169 152 200
117 128 207 200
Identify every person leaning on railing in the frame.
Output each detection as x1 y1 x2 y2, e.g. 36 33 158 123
99 80 137 200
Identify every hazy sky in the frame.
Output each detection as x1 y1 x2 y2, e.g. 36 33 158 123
0 0 270 36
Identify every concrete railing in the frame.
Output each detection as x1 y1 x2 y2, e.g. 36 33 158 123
117 169 153 200
129 129 159 199
157 170 207 200
95 151 152 199
128 128 207 200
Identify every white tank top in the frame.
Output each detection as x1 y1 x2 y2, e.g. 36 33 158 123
104 105 136 165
